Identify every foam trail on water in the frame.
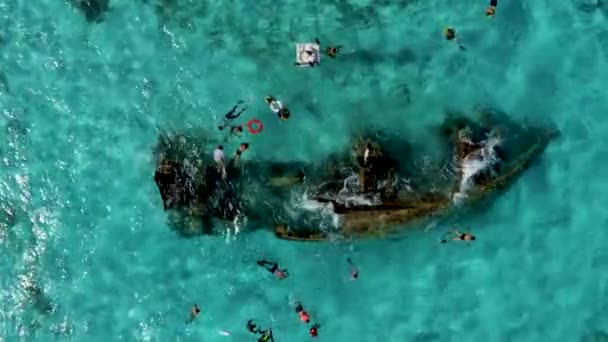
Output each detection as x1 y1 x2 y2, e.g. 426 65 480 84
453 135 502 203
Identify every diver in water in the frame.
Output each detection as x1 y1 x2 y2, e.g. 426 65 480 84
444 27 466 51
486 0 498 17
347 258 359 280
295 302 310 323
265 96 290 120
309 323 321 337
257 259 289 279
440 229 476 244
315 37 342 58
185 304 201 324
218 100 248 130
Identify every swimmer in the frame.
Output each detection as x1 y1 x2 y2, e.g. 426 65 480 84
218 100 248 130
265 96 290 120
257 328 274 342
444 27 466 51
295 302 310 323
247 319 259 334
347 257 359 280
230 125 243 137
213 145 227 178
309 323 321 337
185 304 200 324
257 259 289 279
315 37 342 58
234 143 250 162
440 229 476 244
486 0 498 17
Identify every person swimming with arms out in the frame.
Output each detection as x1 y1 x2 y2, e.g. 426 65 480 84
346 257 359 280
265 96 290 121
257 259 289 279
444 27 466 51
294 302 310 323
185 304 200 324
486 0 498 17
218 100 248 130
315 38 342 58
440 229 476 244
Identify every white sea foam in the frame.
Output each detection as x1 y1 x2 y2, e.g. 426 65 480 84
453 135 502 203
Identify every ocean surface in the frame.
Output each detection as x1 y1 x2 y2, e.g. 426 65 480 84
1 0 607 341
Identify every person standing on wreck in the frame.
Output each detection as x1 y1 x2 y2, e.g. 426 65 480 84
213 145 227 178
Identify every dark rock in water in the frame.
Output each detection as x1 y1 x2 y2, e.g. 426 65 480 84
72 0 110 23
153 132 243 236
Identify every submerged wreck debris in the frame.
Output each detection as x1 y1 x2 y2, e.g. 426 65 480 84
153 110 558 241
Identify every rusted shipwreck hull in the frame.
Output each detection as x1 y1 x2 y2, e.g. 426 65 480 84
153 111 558 241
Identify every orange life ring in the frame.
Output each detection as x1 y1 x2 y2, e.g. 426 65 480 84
247 119 263 134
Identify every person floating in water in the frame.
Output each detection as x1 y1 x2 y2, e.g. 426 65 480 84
247 320 274 342
230 125 243 137
444 27 466 51
440 229 476 244
185 304 200 324
309 323 321 337
265 96 290 120
257 259 289 279
295 302 310 323
218 100 248 130
233 143 250 165
347 258 359 280
315 38 342 58
486 0 498 17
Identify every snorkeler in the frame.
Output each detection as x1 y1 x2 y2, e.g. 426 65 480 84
218 100 248 130
486 0 498 17
265 96 290 120
257 259 289 279
295 302 310 323
440 229 476 244
315 38 342 58
444 27 466 51
247 320 274 342
347 258 359 280
309 323 321 337
185 304 200 324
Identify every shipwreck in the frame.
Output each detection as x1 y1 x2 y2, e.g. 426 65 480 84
153 108 558 241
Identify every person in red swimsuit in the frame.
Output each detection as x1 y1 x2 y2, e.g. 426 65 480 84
295 302 310 323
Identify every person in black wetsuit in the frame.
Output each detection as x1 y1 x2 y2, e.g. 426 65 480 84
247 320 274 342
486 0 498 17
257 260 289 279
218 100 248 130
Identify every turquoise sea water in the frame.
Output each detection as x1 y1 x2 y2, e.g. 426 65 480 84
1 0 608 341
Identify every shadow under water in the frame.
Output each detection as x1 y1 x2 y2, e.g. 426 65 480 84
153 109 558 241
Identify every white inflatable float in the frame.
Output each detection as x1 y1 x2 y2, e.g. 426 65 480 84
295 43 320 67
